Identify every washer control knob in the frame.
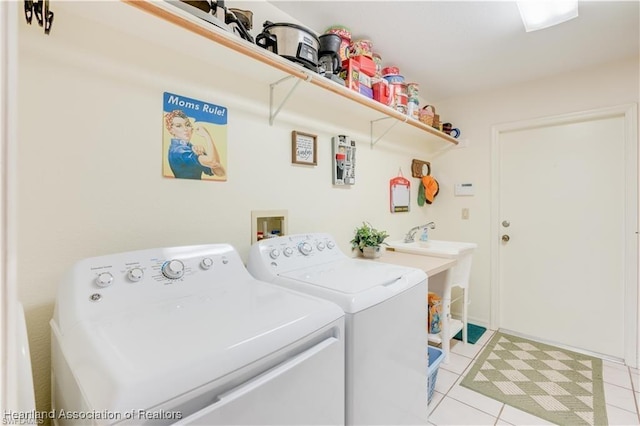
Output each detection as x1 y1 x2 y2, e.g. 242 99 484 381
298 242 313 256
162 259 185 279
127 267 144 282
317 241 326 251
200 257 214 270
269 249 281 259
327 241 336 249
283 247 294 257
95 272 114 287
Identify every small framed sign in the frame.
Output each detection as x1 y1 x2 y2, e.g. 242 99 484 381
292 131 317 165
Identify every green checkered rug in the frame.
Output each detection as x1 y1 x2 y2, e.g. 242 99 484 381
461 332 607 425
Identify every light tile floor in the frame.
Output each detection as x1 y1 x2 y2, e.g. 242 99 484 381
428 330 640 425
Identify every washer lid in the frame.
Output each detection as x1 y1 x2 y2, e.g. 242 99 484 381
279 259 426 313
55 278 343 413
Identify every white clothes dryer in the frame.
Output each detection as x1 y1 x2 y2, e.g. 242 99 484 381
248 233 428 425
50 244 345 425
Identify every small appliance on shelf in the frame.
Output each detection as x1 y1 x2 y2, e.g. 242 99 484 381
256 21 320 72
171 0 254 42
318 33 345 85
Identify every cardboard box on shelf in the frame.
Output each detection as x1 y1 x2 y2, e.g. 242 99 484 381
340 59 360 92
350 55 376 77
359 85 373 99
358 72 372 89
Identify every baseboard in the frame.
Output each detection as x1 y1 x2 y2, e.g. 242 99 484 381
499 328 624 365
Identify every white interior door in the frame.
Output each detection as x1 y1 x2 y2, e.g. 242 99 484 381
492 106 638 364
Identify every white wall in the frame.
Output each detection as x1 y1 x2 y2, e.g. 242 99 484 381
16 2 443 411
15 0 639 414
428 56 639 328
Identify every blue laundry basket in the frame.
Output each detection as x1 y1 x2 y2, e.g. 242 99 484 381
428 346 444 404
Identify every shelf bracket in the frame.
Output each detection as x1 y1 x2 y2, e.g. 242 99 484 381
370 115 408 148
269 73 312 126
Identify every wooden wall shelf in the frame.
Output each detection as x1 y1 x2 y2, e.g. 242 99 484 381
78 0 459 148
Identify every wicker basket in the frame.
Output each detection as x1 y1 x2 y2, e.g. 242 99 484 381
418 105 434 126
419 105 440 128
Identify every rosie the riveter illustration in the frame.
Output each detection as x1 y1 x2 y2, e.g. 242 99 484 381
162 92 228 181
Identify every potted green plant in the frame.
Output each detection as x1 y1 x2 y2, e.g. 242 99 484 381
350 222 389 258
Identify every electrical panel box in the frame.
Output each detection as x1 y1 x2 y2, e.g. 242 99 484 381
332 135 356 185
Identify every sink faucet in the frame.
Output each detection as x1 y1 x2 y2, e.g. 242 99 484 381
404 222 436 243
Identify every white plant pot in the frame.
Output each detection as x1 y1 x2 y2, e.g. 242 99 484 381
362 246 382 259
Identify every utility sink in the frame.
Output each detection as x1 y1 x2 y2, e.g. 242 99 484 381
386 240 477 259
386 238 478 363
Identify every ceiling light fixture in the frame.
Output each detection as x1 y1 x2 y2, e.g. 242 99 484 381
517 1 579 32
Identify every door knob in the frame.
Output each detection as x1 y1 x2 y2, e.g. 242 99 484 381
502 220 510 227
502 234 510 242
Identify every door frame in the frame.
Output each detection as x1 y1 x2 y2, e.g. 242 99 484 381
1 0 19 410
490 104 639 367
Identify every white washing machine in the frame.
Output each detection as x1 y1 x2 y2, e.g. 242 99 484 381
248 233 428 425
50 244 345 425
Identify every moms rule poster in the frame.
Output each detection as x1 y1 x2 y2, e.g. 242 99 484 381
162 92 228 181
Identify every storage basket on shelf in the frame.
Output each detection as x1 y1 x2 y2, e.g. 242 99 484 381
419 105 436 127
428 345 444 404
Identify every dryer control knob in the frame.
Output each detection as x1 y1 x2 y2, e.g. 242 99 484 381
269 249 281 259
298 242 313 256
162 260 185 279
283 247 294 257
200 257 214 270
317 241 326 251
327 241 336 249
95 272 114 287
127 267 144 282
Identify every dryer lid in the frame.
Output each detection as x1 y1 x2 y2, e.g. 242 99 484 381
279 259 426 313
54 278 343 413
